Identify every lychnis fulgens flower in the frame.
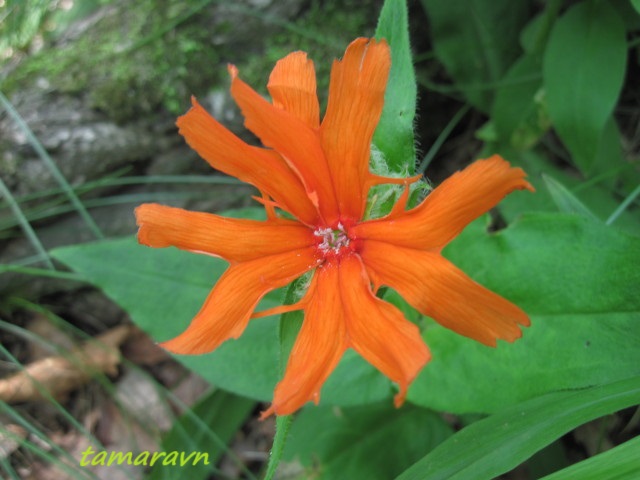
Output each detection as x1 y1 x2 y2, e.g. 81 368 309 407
135 38 534 417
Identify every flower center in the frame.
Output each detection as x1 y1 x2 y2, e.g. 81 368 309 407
314 222 350 256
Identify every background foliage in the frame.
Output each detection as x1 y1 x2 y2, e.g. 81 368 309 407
2 0 639 478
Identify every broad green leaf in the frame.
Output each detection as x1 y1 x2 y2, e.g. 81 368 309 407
629 0 640 17
284 402 453 480
519 0 564 55
408 213 640 413
542 174 599 220
397 376 640 480
543 1 626 174
540 435 640 480
52 208 391 406
592 115 626 187
374 0 417 175
148 389 255 480
420 0 531 111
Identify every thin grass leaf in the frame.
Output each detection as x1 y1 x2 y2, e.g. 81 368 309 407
542 174 599 221
8 174 242 206
540 435 640 480
0 176 54 269
606 183 640 226
0 191 207 231
0 90 103 239
0 456 21 480
417 104 470 174
0 402 96 479
0 264 84 281
83 174 244 188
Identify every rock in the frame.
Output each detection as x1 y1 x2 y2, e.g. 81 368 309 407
0 85 175 198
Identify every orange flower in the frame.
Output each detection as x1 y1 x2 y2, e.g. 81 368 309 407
135 38 534 417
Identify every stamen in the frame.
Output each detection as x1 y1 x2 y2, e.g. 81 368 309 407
314 222 350 255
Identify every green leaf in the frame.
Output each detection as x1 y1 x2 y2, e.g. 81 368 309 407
408 213 640 413
543 1 627 174
542 174 599 220
592 115 626 184
374 0 417 174
631 0 640 16
148 389 255 480
540 435 640 480
519 0 564 55
397 376 640 480
420 0 531 111
284 402 453 480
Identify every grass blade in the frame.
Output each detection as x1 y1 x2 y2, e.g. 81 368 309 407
0 176 54 269
540 435 640 480
0 90 104 239
606 183 640 226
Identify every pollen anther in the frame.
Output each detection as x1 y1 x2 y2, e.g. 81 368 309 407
314 222 350 255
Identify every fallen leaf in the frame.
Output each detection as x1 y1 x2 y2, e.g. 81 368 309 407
0 325 131 403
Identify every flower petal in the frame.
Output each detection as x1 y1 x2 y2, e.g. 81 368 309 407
135 203 317 263
360 240 530 346
353 156 534 250
262 254 430 417
262 264 348 417
160 248 318 355
267 51 320 129
339 255 430 407
229 66 341 225
176 97 319 225
320 38 391 221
